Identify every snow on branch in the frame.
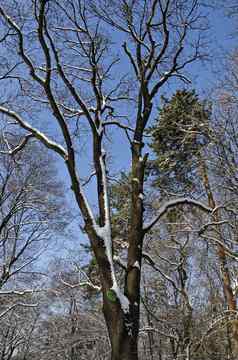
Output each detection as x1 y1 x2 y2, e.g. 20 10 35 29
60 277 101 292
198 220 232 235
0 289 42 296
94 153 130 313
0 302 38 319
60 272 101 292
0 106 67 158
144 197 213 233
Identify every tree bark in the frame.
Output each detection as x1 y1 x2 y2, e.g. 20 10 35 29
103 141 146 360
103 298 139 360
86 227 140 360
110 332 138 360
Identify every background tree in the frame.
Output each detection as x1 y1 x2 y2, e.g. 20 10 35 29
147 88 238 358
0 136 67 291
0 136 70 359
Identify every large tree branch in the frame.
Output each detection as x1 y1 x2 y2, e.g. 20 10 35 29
0 6 45 85
44 18 97 134
0 106 67 158
144 197 213 233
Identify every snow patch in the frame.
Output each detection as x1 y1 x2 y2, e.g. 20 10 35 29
125 321 133 336
231 277 238 295
80 184 97 227
133 261 140 270
95 154 130 314
111 283 130 313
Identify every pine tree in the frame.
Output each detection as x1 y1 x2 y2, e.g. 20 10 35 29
148 90 211 194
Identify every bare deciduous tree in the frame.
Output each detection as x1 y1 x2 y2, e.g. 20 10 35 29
0 1 212 358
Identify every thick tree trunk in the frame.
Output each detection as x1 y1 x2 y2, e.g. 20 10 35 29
103 298 139 360
111 334 138 360
84 216 141 358
103 141 146 360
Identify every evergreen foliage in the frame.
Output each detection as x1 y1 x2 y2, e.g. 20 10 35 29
148 90 211 193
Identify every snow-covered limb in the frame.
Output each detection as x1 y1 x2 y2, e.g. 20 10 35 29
60 267 101 292
99 153 111 229
95 153 130 313
0 289 42 296
60 276 101 292
198 220 232 235
66 145 128 311
144 197 213 233
0 302 38 319
0 106 67 158
77 180 98 228
111 282 130 314
96 227 130 312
